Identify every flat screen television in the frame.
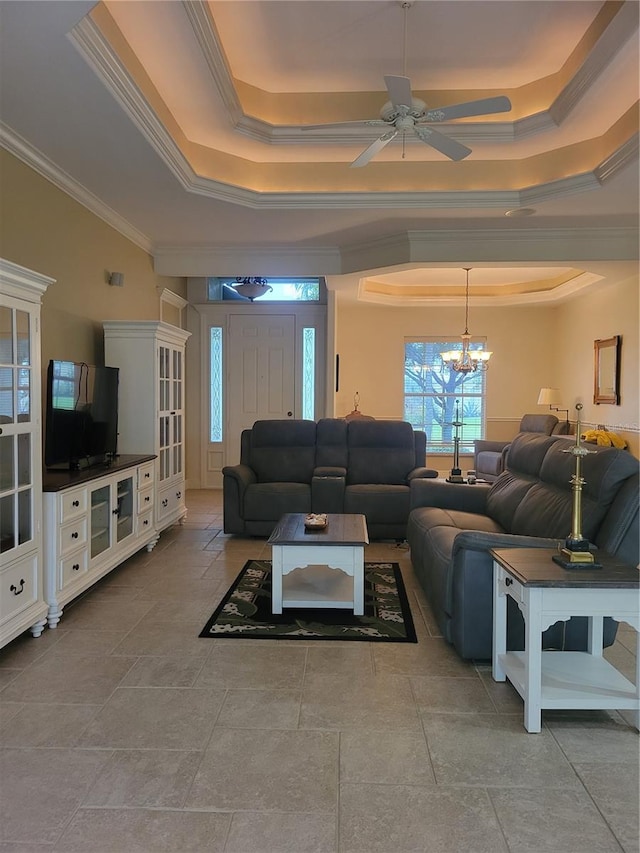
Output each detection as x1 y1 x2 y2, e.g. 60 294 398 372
45 360 119 471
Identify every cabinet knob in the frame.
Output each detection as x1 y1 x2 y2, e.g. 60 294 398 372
144 496 150 503
10 579 25 595
505 577 513 587
162 499 169 507
143 519 149 526
144 473 150 479
72 500 80 507
72 564 80 572
71 531 79 539
176 491 182 499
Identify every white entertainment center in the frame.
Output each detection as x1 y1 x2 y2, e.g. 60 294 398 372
42 455 158 627
1 259 191 645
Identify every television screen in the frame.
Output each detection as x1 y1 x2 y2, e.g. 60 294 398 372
45 360 119 470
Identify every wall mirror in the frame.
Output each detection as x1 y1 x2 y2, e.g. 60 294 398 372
593 335 620 405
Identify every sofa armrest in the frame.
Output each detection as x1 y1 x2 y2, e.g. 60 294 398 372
407 467 439 481
222 464 257 534
473 439 510 454
313 466 347 478
222 463 257 490
453 530 561 556
410 478 490 512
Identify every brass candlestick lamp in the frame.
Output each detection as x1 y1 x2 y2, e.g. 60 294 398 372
552 403 602 569
446 399 465 483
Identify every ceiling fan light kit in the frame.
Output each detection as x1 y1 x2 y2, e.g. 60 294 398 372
303 2 512 168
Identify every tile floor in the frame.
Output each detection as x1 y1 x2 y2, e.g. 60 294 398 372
0 489 638 853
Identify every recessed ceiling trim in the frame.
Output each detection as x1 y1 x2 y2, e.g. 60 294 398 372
549 0 639 124
357 269 605 306
153 244 342 277
596 133 640 182
182 0 242 123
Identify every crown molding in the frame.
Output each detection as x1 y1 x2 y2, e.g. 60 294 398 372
182 0 242 124
549 0 639 124
0 123 152 253
153 245 342 277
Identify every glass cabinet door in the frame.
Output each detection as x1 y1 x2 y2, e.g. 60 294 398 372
90 484 111 559
157 344 184 482
0 305 34 557
115 475 134 542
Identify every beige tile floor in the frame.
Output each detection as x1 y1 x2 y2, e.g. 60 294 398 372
1 489 638 853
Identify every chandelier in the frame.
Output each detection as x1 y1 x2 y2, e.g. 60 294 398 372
440 268 492 372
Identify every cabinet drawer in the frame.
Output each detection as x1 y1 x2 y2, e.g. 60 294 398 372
59 517 89 557
137 486 154 514
157 483 185 523
137 509 154 538
60 549 89 588
60 488 88 522
0 554 38 624
138 462 155 488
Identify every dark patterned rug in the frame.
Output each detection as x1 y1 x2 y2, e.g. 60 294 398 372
199 560 417 642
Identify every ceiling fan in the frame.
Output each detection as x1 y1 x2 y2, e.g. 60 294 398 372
302 2 512 167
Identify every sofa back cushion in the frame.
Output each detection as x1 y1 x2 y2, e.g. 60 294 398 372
487 432 639 541
249 419 317 483
316 418 348 468
519 413 559 435
346 420 416 485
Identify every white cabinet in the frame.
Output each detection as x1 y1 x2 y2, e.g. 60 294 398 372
104 322 191 532
43 456 157 627
0 259 54 648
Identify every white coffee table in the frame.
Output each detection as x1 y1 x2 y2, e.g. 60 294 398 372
268 513 369 615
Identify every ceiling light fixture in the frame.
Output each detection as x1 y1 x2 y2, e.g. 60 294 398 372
441 268 492 372
232 277 273 301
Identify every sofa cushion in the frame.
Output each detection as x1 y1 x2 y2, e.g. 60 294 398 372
316 418 348 468
248 419 317 483
475 450 505 478
347 420 416 485
344 484 410 523
244 483 311 519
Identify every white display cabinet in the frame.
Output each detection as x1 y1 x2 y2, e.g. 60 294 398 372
0 259 54 648
43 455 157 627
104 322 191 532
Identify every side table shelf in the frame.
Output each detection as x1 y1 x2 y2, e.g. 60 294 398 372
491 547 639 733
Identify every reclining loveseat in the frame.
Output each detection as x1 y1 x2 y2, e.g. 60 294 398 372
223 417 437 538
407 431 639 660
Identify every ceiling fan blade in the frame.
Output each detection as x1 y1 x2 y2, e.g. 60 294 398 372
414 126 472 161
301 119 385 131
350 130 398 168
384 75 413 110
423 95 512 123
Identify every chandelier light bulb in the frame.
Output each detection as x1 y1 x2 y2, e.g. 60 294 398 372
441 268 491 372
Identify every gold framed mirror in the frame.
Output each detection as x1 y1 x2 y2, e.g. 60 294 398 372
593 335 620 405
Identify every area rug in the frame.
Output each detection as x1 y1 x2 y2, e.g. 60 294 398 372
199 560 417 642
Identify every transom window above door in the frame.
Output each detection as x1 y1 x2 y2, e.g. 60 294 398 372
207 278 324 302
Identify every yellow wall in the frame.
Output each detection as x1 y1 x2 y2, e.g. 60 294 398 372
335 282 639 461
0 149 185 367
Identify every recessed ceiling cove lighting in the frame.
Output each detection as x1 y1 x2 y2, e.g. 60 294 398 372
505 208 536 217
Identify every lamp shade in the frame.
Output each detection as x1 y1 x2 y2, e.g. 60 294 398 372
537 387 561 406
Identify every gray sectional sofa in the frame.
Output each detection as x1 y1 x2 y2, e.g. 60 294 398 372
223 418 437 538
407 431 639 660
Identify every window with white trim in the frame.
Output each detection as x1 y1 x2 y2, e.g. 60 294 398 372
404 338 488 454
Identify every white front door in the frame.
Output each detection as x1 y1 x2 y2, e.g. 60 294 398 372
226 313 296 465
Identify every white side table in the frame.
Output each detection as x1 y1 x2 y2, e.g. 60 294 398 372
268 513 369 615
491 547 640 733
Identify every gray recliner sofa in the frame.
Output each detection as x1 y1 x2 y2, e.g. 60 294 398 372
223 417 437 538
407 432 639 660
474 413 570 482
